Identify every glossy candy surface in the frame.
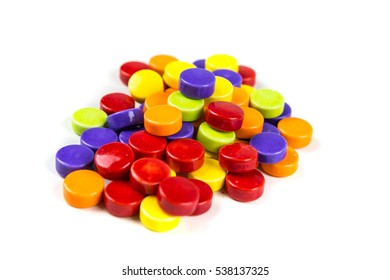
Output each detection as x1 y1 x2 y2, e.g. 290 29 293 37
104 181 144 217
128 130 167 160
128 69 164 103
219 143 258 173
149 54 177 75
250 132 287 164
63 170 104 208
100 92 135 115
188 179 213 216
163 61 196 89
188 158 226 192
250 89 285 119
143 93 168 112
80 127 118 151
72 107 107 135
157 177 200 216
264 103 292 126
234 107 264 139
167 91 204 121
277 117 313 148
205 101 244 132
213 69 242 87
94 142 135 180
231 87 250 108
119 61 149 85
179 68 216 99
238 65 256 86
261 146 299 177
197 122 235 153
166 122 194 141
193 59 205 68
118 127 144 144
106 108 144 131
205 54 239 72
262 122 280 134
204 76 233 105
56 144 94 178
225 169 265 202
144 105 182 136
165 138 204 173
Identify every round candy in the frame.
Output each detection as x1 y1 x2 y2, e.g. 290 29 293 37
213 69 242 87
99 92 135 115
179 68 216 99
157 177 200 216
225 169 265 202
128 69 164 103
118 126 144 144
94 142 135 180
188 158 226 192
80 127 118 151
72 107 107 135
164 87 177 95
241 84 255 95
106 107 144 131
166 122 194 142
264 103 292 126
119 61 149 85
205 54 239 72
143 93 168 112
193 59 205 68
149 54 178 75
63 170 104 208
262 122 280 134
205 101 244 132
196 122 235 153
277 117 313 148
104 181 145 217
163 61 196 89
167 91 204 121
249 132 288 164
204 76 233 106
128 130 167 160
261 146 299 177
250 89 285 118
238 65 256 86
144 105 182 136
130 158 171 195
219 143 258 173
165 138 204 173
188 179 213 216
231 86 250 108
235 107 264 139
56 144 94 178
140 196 180 232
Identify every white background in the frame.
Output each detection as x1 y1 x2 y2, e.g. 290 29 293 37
1 0 389 279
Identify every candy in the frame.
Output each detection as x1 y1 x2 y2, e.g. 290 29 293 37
188 179 213 216
218 143 258 173
63 170 104 208
149 54 178 75
262 122 280 134
264 102 292 126
213 69 242 87
118 126 144 144
193 59 205 68
167 91 204 121
166 122 194 142
260 146 299 177
250 132 288 164
277 117 313 148
188 158 226 192
106 107 144 131
128 130 167 160
238 65 256 86
99 92 135 115
143 105 182 136
119 61 149 85
163 61 196 89
231 86 250 108
72 107 107 135
205 101 244 132
128 69 164 103
196 122 235 153
225 169 265 202
179 68 215 99
56 144 94 178
250 89 285 119
165 138 204 173
204 76 233 105
235 107 264 139
205 54 239 72
104 181 144 217
80 127 118 151
157 177 200 216
143 92 168 112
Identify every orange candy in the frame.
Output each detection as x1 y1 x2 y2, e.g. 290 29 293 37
231 86 250 108
149 54 178 75
261 146 299 177
63 170 104 208
144 105 182 136
143 93 169 112
235 107 264 139
277 117 313 148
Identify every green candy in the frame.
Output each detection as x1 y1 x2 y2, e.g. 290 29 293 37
197 122 235 153
250 89 284 118
72 107 107 135
167 91 204 122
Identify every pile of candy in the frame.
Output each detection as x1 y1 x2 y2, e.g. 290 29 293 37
55 54 313 232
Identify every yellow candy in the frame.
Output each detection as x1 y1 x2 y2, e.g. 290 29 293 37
204 76 233 106
163 61 195 89
205 54 239 72
188 158 226 192
139 196 180 232
128 69 164 103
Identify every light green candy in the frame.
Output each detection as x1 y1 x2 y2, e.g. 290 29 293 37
250 89 284 118
197 122 235 153
167 91 204 122
72 107 107 135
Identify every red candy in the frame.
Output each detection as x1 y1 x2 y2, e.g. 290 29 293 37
157 177 200 216
188 179 213 216
205 101 244 132
219 143 258 173
104 181 144 217
128 130 167 160
238 65 256 86
225 169 265 202
119 61 150 85
130 158 171 195
165 138 204 173
99 92 135 115
94 142 135 180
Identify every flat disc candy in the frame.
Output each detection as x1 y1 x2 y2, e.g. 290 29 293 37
144 105 182 136
165 138 204 173
55 144 94 178
100 92 135 115
249 132 287 164
205 101 244 132
128 69 164 103
80 127 118 151
213 69 242 87
72 107 107 135
167 91 204 122
106 108 144 131
250 89 285 119
179 68 216 99
277 117 313 148
157 177 200 216
225 169 265 202
196 122 235 153
218 143 258 173
128 130 167 160
261 146 299 177
188 179 213 216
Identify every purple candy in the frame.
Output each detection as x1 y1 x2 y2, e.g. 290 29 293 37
118 126 145 144
179 68 216 99
166 122 194 142
264 103 292 126
80 127 118 151
106 107 144 131
262 122 281 134
193 59 205 69
249 132 287 164
213 69 242 87
55 144 94 178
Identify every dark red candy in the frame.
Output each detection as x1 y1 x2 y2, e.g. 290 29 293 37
165 139 204 173
238 65 256 86
219 143 258 173
225 169 265 202
205 101 244 132
100 92 135 115
188 179 213 216
119 61 150 85
128 130 167 160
